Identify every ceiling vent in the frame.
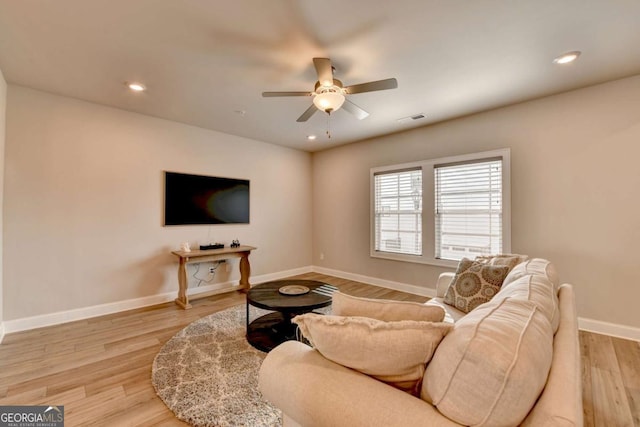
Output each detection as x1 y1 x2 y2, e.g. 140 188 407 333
397 113 426 124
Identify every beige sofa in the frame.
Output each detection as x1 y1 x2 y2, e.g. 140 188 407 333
259 258 582 427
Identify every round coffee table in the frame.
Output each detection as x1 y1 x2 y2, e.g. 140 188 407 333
246 279 335 352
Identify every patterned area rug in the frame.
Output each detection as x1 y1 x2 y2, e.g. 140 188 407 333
152 304 281 427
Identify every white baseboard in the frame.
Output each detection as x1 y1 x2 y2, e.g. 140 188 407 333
3 291 178 334
579 317 640 342
2 266 314 335
312 266 436 298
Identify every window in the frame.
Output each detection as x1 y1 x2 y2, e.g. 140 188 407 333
373 168 422 256
370 149 510 267
435 158 503 261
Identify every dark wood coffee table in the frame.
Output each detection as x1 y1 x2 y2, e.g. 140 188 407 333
246 279 336 352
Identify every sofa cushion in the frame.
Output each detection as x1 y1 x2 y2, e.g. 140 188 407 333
422 298 553 427
493 273 560 333
443 258 510 313
332 291 445 322
503 258 559 290
521 285 582 427
293 313 452 394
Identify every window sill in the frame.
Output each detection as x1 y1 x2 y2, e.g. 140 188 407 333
370 251 458 269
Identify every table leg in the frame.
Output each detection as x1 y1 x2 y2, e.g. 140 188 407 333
175 258 192 309
246 300 250 334
239 251 251 293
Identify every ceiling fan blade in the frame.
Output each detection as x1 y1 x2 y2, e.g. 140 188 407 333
313 57 334 86
296 104 318 122
262 91 312 97
342 99 370 120
344 78 398 95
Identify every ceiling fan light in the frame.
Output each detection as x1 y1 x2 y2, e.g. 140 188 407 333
313 91 345 112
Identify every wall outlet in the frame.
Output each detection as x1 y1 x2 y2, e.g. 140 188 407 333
209 267 216 274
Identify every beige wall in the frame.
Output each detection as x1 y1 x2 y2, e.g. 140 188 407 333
4 86 312 321
0 69 6 330
312 74 640 328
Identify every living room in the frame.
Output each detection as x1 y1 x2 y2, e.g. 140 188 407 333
0 1 639 426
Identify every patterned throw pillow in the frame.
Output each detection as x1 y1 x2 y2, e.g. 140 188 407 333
443 259 510 313
474 253 528 273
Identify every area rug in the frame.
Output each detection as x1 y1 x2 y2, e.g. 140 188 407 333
152 304 282 427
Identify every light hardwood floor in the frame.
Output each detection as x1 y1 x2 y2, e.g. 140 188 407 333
0 272 638 426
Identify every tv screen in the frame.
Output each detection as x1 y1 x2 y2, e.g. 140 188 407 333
164 172 250 225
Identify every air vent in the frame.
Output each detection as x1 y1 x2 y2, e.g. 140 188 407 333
397 113 426 124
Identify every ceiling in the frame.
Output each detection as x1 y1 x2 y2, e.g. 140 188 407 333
0 1 639 152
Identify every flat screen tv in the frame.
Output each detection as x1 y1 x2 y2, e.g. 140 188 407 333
164 172 250 225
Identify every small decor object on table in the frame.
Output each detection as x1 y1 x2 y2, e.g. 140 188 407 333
199 243 224 250
231 239 241 248
180 242 191 252
279 285 310 295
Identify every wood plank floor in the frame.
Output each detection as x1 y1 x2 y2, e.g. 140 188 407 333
0 272 637 426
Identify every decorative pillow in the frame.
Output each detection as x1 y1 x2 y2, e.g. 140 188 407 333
422 298 553 426
293 313 452 395
443 259 510 313
332 291 445 322
475 253 528 273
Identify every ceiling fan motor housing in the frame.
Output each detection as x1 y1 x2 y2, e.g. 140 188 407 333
313 79 345 112
314 79 343 91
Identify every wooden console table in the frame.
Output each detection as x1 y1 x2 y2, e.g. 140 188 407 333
171 245 256 309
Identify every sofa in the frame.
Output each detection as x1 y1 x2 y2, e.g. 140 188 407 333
259 258 582 427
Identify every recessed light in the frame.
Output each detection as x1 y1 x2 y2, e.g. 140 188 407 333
307 135 317 140
553 51 581 65
127 82 146 92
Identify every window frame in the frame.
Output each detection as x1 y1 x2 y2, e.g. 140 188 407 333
370 148 511 268
372 167 423 257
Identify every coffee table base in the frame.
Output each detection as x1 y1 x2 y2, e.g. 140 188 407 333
246 312 298 352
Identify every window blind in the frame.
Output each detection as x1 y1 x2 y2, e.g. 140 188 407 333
435 158 502 261
374 168 422 256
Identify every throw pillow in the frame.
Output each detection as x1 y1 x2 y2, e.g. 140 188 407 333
293 313 452 395
332 291 445 322
474 253 528 273
423 298 553 427
443 258 510 313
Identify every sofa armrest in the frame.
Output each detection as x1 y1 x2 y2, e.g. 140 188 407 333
259 341 461 427
436 272 456 298
521 284 583 426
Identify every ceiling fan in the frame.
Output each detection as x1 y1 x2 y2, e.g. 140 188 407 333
262 58 398 122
